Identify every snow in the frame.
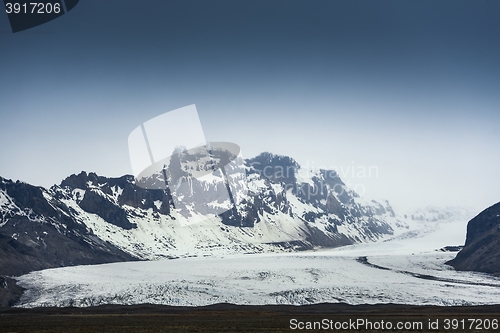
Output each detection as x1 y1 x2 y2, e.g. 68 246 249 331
110 186 123 204
246 176 267 193
15 216 500 308
153 200 162 210
295 168 315 187
0 190 20 227
1 189 52 226
71 189 85 202
59 189 316 260
286 188 321 215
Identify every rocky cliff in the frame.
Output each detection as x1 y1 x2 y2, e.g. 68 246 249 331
447 202 500 275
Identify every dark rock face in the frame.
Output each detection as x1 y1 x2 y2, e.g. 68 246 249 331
247 153 299 186
79 190 135 230
0 276 24 307
61 172 171 215
447 202 500 275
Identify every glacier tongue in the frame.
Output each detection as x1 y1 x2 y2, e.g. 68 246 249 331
16 206 487 308
16 227 500 308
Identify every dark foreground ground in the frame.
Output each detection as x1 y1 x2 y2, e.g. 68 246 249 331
1 303 500 332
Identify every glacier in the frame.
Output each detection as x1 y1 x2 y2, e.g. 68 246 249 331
15 215 500 308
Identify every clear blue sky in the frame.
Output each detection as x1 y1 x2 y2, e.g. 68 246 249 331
1 0 499 213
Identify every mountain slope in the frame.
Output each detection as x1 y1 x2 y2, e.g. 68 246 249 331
49 153 402 259
0 178 137 278
446 202 500 275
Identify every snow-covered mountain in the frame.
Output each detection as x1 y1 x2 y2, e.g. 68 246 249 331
0 152 407 277
403 206 473 223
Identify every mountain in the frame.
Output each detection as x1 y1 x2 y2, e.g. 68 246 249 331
403 206 472 223
446 202 500 275
0 177 136 278
0 153 403 270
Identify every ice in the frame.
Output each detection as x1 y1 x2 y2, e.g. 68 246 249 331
15 217 500 308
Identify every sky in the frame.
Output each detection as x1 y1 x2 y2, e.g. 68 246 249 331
0 0 499 214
